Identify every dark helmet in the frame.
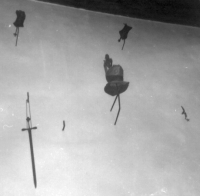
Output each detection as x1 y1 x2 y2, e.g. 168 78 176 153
105 54 109 59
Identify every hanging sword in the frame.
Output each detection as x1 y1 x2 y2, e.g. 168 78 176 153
22 92 37 188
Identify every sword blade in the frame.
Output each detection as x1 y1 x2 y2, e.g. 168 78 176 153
28 123 37 188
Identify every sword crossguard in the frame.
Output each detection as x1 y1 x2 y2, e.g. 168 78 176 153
22 126 37 131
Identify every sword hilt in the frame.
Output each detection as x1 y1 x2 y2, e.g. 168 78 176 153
27 92 29 103
22 127 37 131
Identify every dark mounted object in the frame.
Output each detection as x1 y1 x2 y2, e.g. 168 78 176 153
104 65 129 125
13 10 26 46
181 106 190 121
62 120 65 131
118 24 132 50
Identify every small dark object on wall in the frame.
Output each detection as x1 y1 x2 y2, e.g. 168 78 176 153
13 10 26 46
62 120 65 131
118 24 132 50
181 106 190 121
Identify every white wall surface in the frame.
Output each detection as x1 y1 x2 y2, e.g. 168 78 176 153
0 0 200 195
